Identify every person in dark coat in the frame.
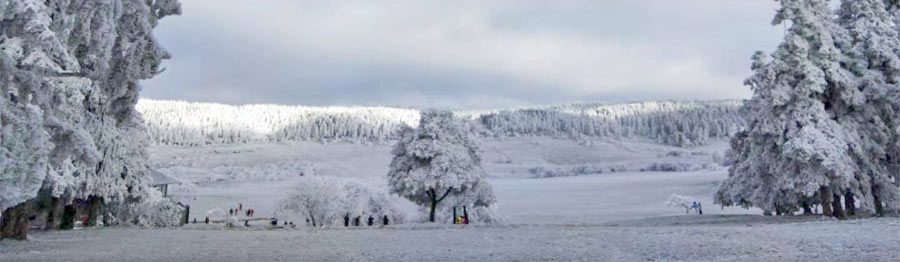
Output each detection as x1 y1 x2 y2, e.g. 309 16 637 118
229 209 234 216
344 214 350 227
367 216 374 226
382 215 389 226
354 216 361 227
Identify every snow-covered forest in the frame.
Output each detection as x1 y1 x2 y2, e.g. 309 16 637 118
137 99 744 147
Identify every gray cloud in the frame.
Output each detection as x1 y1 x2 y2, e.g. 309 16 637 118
140 0 783 109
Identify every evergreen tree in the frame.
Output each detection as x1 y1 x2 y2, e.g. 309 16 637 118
717 0 859 215
838 0 900 214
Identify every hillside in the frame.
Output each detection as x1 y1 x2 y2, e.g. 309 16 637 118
137 100 745 147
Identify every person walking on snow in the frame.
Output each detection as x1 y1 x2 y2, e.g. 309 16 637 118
344 214 350 227
367 216 374 226
690 201 703 214
383 215 389 226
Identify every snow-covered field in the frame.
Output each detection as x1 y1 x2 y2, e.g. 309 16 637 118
3 137 899 261
2 218 898 261
147 137 736 224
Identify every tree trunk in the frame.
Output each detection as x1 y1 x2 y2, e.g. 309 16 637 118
843 192 855 216
452 206 458 224
463 206 469 224
1 201 31 240
873 186 884 216
60 205 76 230
310 215 316 228
45 197 62 230
86 196 104 227
426 187 453 223
821 187 833 217
831 194 845 219
429 199 437 222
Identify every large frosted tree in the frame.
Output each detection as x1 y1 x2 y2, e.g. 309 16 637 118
0 0 182 239
387 110 500 223
836 0 900 215
718 0 900 216
717 0 860 216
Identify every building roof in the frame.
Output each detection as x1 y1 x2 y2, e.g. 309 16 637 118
150 169 181 186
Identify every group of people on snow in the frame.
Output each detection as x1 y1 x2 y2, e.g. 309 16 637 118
226 203 256 217
343 214 390 227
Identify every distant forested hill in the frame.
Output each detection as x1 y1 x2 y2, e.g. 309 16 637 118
137 100 745 147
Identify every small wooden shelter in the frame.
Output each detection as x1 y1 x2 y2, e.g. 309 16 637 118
150 169 180 197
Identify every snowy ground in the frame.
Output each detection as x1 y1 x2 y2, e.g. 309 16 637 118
3 137 899 261
2 217 898 261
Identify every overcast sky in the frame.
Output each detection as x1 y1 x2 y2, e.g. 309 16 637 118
140 0 783 109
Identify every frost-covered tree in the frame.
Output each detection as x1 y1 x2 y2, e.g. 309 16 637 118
277 177 404 227
836 0 900 215
387 110 500 223
0 0 181 239
0 101 50 212
719 0 900 216
717 0 860 216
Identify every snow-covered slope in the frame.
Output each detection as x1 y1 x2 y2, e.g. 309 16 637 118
148 136 733 225
0 0 181 224
137 99 745 147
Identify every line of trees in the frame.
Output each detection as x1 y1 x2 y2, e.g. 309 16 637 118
277 176 404 228
137 100 745 148
716 0 900 217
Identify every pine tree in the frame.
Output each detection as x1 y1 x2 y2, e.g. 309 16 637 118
838 0 900 214
717 0 859 215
